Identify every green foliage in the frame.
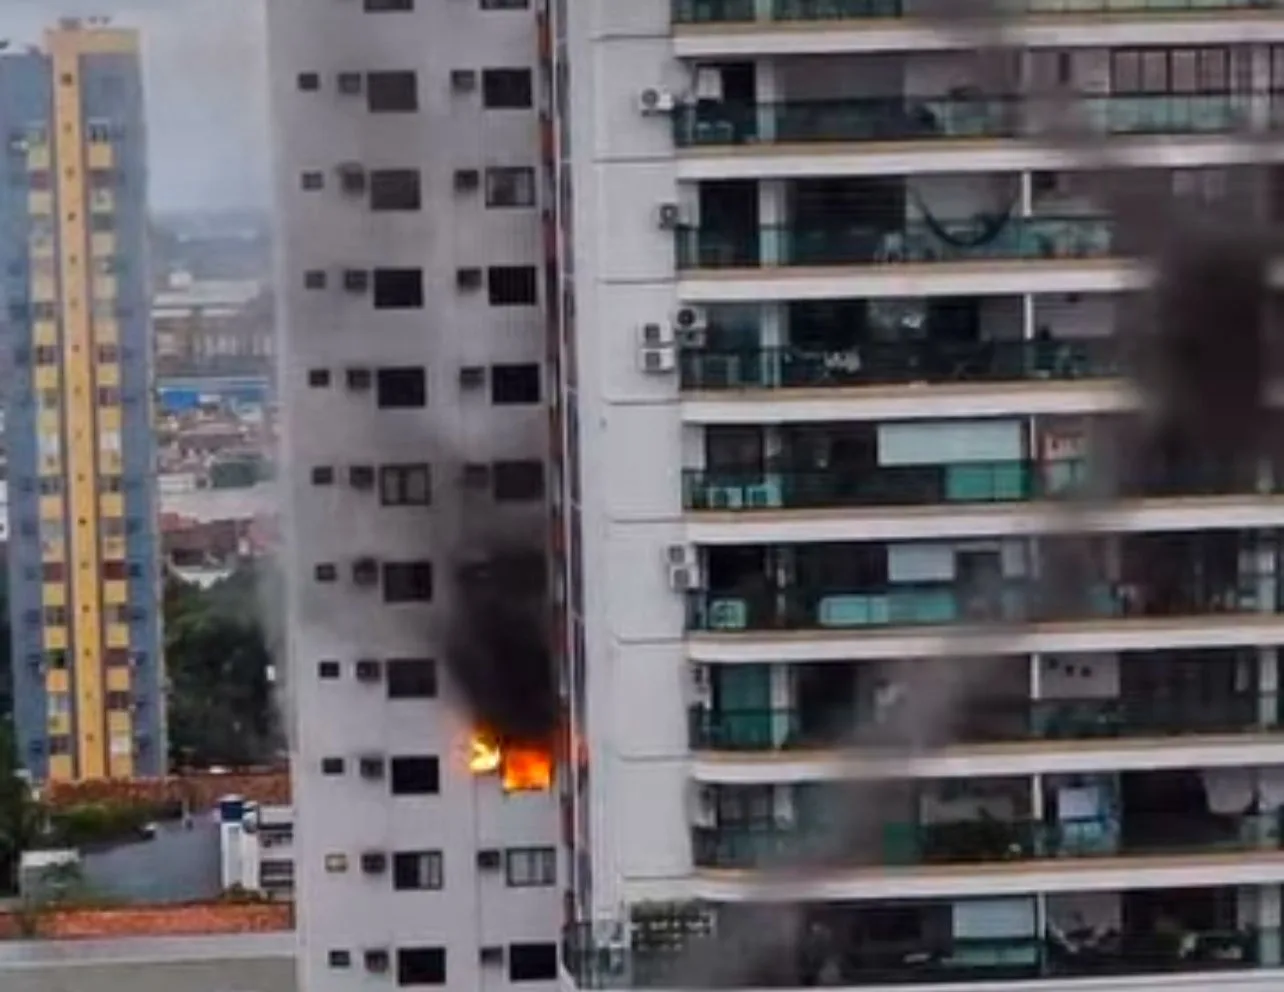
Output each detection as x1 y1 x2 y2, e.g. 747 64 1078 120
165 564 283 770
0 723 40 896
45 800 181 849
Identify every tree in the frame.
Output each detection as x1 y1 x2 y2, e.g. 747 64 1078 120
0 723 41 895
165 564 282 770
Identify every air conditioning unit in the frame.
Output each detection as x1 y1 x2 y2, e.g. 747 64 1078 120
345 367 372 391
360 851 388 875
349 465 375 490
476 848 502 870
689 783 717 827
454 168 481 192
479 946 505 966
336 72 364 95
355 658 383 683
456 267 483 291
351 557 379 587
458 366 486 389
666 544 700 591
638 88 676 115
638 322 674 348
656 202 684 230
638 345 676 374
363 949 390 974
336 162 366 195
342 269 369 293
450 69 478 93
674 305 708 333
358 755 386 780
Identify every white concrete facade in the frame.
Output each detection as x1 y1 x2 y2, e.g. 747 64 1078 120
556 2 1284 991
267 1 559 991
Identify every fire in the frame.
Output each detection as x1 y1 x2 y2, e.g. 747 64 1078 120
468 733 502 774
501 745 553 793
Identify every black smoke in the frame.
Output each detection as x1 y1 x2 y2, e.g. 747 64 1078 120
442 532 558 747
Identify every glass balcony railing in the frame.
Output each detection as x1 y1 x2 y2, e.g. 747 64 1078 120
564 923 1269 988
680 339 1122 390
683 459 1280 510
693 811 1284 869
675 217 1114 270
672 0 1277 25
686 576 1279 632
689 693 1282 750
674 94 1246 148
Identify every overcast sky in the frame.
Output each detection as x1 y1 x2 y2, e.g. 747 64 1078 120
3 0 270 213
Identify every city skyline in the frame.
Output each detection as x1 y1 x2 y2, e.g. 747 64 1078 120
4 0 269 213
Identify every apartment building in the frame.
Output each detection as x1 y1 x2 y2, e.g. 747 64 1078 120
267 1 560 990
554 2 1284 991
0 21 164 782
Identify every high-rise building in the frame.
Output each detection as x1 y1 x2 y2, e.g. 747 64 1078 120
267 1 560 989
553 2 1284 991
1 21 163 783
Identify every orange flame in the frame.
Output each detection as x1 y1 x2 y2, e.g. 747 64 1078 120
501 745 553 793
468 733 502 774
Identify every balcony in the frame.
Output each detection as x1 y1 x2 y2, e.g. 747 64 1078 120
690 693 1281 751
670 0 1279 25
674 93 1246 149
686 574 1277 632
676 216 1113 271
683 458 1284 512
565 913 1270 988
681 338 1120 390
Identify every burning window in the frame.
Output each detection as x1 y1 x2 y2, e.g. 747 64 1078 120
501 745 553 793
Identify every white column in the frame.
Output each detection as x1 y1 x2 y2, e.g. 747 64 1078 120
1260 885 1282 966
759 303 784 388
753 0 773 22
754 57 777 143
1031 772 1046 857
769 663 793 748
758 180 785 267
1261 648 1279 728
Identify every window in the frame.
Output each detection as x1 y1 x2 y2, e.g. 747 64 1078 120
482 0 529 7
389 756 440 795
365 0 414 8
106 691 130 711
49 735 71 756
392 850 443 890
41 562 65 583
318 660 341 679
383 561 433 603
373 268 424 309
301 171 324 191
380 464 431 506
370 169 422 211
487 265 538 306
312 466 335 486
297 72 320 91
367 71 418 112
493 460 544 502
386 658 437 699
97 387 120 407
397 947 446 986
505 847 555 887
508 944 557 982
304 270 327 290
376 367 427 408
321 757 346 775
328 950 351 969
308 368 330 388
491 364 541 405
482 68 533 109
485 167 535 208
102 560 126 580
